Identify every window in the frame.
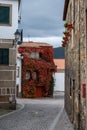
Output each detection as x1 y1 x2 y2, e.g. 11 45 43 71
39 53 42 58
26 52 40 59
7 88 10 94
30 52 36 58
0 4 12 25
0 49 9 65
33 72 36 79
31 52 39 59
33 71 39 81
72 80 75 91
35 52 39 59
26 71 31 80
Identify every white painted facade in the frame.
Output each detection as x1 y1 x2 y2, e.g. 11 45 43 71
16 55 22 95
0 0 21 108
54 72 65 92
0 0 18 39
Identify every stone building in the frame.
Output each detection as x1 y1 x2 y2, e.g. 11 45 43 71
63 0 87 130
0 0 22 109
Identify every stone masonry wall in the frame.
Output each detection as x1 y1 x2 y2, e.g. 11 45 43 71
64 0 87 130
0 39 16 109
79 0 86 129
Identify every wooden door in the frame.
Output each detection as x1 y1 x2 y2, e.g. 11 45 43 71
36 87 43 97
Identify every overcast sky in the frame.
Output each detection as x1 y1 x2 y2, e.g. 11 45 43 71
20 0 65 47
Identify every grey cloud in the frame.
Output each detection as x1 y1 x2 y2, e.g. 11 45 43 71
20 0 64 37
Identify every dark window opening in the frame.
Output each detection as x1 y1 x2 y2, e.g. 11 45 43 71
7 88 10 94
73 80 75 91
39 53 42 58
0 49 9 65
0 5 10 25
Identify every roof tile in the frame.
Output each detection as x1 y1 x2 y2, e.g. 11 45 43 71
19 42 52 48
54 59 65 70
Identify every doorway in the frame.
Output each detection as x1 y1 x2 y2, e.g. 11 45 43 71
36 86 43 98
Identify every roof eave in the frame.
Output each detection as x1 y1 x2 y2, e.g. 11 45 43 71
63 0 69 20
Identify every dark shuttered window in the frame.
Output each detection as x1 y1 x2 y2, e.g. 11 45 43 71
0 49 9 65
0 5 10 24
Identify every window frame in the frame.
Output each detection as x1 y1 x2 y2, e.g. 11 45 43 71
0 4 12 26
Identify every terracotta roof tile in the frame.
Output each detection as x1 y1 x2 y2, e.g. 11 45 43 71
54 59 65 70
19 42 52 48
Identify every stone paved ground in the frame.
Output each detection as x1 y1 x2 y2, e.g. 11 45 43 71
54 109 74 130
0 92 74 130
0 109 12 116
0 104 22 117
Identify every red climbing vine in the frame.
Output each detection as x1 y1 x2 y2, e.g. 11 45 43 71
18 44 56 98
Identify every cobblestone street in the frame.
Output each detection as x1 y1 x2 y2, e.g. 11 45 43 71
0 93 74 130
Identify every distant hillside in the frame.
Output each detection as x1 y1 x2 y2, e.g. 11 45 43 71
53 47 65 59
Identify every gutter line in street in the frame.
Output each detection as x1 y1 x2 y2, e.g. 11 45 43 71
49 107 64 130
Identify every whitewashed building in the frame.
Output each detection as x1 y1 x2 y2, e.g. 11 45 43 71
16 53 23 97
0 0 22 109
54 59 65 92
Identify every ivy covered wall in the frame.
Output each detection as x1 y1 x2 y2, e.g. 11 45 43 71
18 43 56 98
